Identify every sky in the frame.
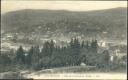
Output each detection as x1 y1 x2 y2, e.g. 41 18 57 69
1 1 127 14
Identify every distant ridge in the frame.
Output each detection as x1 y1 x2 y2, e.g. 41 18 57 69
1 7 127 41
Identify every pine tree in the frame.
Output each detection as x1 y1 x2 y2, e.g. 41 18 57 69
86 41 89 49
69 38 81 65
90 40 98 53
102 50 110 66
70 38 74 48
16 46 25 64
81 41 85 48
27 46 34 65
32 46 40 68
41 41 50 56
49 40 55 55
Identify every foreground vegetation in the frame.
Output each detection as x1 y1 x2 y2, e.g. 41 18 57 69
0 38 126 73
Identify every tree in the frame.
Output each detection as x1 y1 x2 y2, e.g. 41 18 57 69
102 50 110 65
96 50 110 68
86 41 89 49
68 38 81 65
69 38 74 48
38 56 51 68
0 54 11 65
50 57 63 67
41 41 51 57
26 46 34 65
81 41 85 48
32 46 40 68
16 46 25 64
90 40 98 53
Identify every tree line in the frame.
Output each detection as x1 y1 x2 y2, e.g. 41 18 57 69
0 38 110 71
14 38 110 70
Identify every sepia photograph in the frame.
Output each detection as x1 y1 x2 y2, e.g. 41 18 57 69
0 0 127 79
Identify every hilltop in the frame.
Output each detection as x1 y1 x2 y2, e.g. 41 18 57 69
1 7 127 44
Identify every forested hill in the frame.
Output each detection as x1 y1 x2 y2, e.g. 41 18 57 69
1 7 127 40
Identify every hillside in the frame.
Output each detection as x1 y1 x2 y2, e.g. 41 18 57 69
1 7 127 43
